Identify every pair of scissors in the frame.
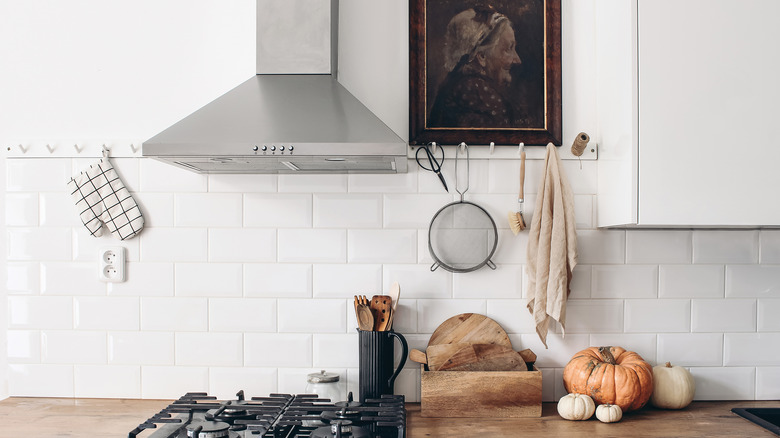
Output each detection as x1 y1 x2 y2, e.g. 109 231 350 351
415 144 448 192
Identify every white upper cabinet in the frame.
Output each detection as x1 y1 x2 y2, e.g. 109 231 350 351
596 0 780 227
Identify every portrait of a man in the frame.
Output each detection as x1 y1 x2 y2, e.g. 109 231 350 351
409 0 561 146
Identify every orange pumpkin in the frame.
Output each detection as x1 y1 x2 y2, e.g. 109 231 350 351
563 346 653 412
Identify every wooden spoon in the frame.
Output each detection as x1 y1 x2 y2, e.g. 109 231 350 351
356 302 374 331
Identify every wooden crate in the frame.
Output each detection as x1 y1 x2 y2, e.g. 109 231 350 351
420 363 542 417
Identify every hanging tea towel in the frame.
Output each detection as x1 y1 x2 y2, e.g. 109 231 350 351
526 143 577 348
67 158 144 240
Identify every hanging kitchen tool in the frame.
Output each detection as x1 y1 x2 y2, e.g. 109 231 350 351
427 145 498 273
508 144 526 234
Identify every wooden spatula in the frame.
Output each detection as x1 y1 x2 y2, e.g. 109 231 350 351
370 295 392 331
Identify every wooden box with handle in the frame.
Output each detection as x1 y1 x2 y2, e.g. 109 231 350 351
419 313 542 418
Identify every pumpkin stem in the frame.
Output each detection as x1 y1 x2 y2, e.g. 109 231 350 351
665 362 672 368
598 346 617 365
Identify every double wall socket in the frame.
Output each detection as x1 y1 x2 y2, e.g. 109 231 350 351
99 247 125 282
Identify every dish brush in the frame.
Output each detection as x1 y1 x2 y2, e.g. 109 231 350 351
508 144 526 235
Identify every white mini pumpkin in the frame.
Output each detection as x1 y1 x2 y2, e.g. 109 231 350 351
651 362 695 409
596 403 623 423
557 393 595 420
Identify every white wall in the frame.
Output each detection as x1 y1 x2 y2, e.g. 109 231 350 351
2 0 779 403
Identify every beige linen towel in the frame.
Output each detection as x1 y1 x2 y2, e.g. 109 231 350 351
526 143 578 348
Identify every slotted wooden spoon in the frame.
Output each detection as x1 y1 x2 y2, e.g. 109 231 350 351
370 295 392 331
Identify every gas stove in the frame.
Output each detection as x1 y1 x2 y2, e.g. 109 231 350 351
128 391 406 438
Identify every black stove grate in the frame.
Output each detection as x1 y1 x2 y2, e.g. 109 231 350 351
129 391 405 438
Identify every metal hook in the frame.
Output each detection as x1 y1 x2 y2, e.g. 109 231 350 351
431 141 437 154
130 143 138 153
73 144 82 154
489 142 495 155
102 144 110 158
46 144 55 153
459 142 467 155
17 144 27 153
518 142 524 156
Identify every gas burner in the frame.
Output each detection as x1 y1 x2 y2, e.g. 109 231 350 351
186 420 230 438
321 406 361 423
311 420 371 438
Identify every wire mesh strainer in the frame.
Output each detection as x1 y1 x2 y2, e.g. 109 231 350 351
428 145 497 273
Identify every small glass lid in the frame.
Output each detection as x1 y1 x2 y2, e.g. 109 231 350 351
307 370 340 383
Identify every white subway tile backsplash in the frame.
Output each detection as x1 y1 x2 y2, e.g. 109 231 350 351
245 334 312 367
725 333 780 366
107 262 174 296
40 191 80 227
624 299 691 333
657 333 723 366
760 230 780 263
382 264 452 299
486 299 536 335
689 367 755 400
313 264 382 298
348 229 416 263
758 299 780 332
139 159 208 192
278 229 346 263
109 331 174 365
568 264 592 299
313 334 359 368
279 174 347 193
133 193 174 227
573 195 594 229
659 265 724 298
387 299 418 334
565 300 624 333
756 368 780 399
492 230 528 264
141 366 209 399
453 264 522 298
562 161 598 195
693 230 759 264
244 263 312 297
591 265 658 298
209 298 276 332
8 296 73 329
7 158 71 192
488 160 522 194
139 228 208 262
208 174 277 193
244 194 312 228
176 332 243 366
175 263 242 297
74 365 141 398
576 230 625 264
314 194 382 228
416 299 486 333
41 262 107 295
7 330 41 363
5 193 39 226
174 193 242 227
383 194 452 229
348 171 418 193
9 364 74 397
75 297 139 330
42 331 106 364
691 299 756 332
7 227 72 261
589 334 657 365
209 368 278 399
726 265 780 297
140 297 208 331
278 299 347 333
626 230 692 264
516 333 591 368
6 262 40 294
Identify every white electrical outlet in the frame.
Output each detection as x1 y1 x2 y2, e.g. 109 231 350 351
99 246 125 282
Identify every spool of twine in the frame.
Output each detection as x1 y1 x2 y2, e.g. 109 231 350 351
571 132 590 156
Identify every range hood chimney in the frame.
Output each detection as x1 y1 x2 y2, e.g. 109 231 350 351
142 0 407 174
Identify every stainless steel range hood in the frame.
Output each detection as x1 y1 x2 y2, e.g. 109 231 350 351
142 0 407 174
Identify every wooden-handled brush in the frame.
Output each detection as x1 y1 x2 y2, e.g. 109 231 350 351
508 144 526 234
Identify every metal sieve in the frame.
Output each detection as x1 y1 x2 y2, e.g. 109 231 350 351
428 145 498 273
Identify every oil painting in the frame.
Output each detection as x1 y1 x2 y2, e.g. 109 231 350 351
409 0 561 146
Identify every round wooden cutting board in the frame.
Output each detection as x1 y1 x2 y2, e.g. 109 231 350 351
427 313 512 349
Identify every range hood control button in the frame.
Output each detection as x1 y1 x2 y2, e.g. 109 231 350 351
271 145 276 151
289 145 294 151
253 145 259 152
280 146 285 151
261 145 267 151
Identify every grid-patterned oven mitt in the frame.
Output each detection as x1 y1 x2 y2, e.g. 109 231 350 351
67 158 144 240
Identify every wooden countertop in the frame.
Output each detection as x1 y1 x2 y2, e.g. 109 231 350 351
0 397 777 437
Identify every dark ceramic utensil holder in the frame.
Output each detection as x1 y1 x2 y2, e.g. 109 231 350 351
357 329 408 403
